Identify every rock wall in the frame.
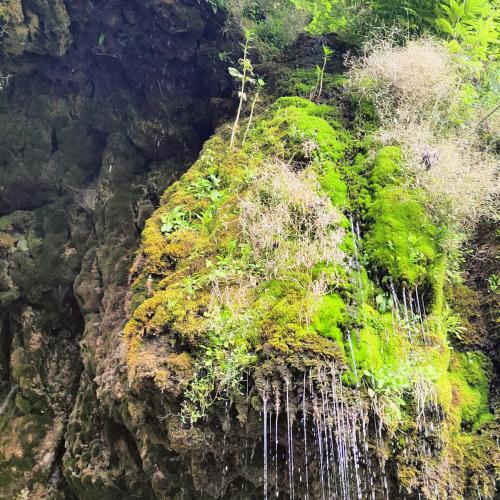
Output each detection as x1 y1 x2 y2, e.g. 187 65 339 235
0 1 232 497
0 2 498 499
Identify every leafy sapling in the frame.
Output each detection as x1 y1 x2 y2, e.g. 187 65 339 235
312 45 333 102
160 206 190 234
229 27 255 149
242 77 265 146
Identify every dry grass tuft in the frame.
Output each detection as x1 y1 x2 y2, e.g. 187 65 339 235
348 37 455 128
240 159 345 276
417 137 499 228
347 36 499 228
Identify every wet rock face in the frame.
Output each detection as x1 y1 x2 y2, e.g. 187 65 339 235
0 0 231 215
0 0 231 497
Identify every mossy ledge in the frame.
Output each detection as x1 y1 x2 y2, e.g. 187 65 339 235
125 96 498 498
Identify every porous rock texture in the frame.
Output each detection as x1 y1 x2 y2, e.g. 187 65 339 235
0 2 498 499
0 1 232 497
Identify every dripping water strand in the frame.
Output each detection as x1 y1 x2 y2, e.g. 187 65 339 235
275 388 280 497
347 332 359 386
302 373 309 500
0 384 16 415
414 285 428 342
263 391 268 500
285 379 294 499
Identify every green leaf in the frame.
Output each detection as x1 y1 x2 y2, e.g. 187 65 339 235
228 67 243 78
323 44 333 57
449 0 464 17
436 17 455 35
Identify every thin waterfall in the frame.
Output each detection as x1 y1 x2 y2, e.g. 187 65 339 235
260 370 389 499
263 390 269 500
347 332 359 386
285 379 294 499
275 388 280 498
0 385 16 415
302 373 309 500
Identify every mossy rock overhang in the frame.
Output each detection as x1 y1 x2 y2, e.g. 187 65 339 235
122 94 496 498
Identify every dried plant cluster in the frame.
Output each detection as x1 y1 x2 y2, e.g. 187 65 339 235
240 160 345 276
207 159 347 328
347 37 499 228
348 38 455 128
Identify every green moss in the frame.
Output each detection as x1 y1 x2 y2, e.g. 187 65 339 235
311 293 348 342
277 68 346 100
370 146 403 189
457 421 499 498
365 187 439 285
249 96 352 162
126 96 356 421
125 89 496 495
448 351 492 428
315 160 349 208
351 307 390 372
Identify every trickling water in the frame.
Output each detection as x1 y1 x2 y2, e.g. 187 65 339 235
260 366 389 499
0 384 17 415
263 391 269 500
389 278 401 322
347 332 359 386
320 388 332 498
408 288 415 318
275 388 280 498
285 380 295 499
302 373 309 500
221 401 230 491
402 286 409 320
414 285 428 341
350 216 366 324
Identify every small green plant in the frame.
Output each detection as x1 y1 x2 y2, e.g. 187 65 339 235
363 368 408 434
183 274 207 298
242 76 265 146
443 305 467 340
229 26 255 149
181 305 258 424
190 174 223 202
487 274 499 294
436 0 498 62
159 206 190 234
375 292 394 313
218 50 232 62
312 45 333 102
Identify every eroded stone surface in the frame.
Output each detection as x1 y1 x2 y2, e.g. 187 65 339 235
0 0 231 496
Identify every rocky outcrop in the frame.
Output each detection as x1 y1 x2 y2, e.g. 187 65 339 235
0 0 232 497
0 1 498 499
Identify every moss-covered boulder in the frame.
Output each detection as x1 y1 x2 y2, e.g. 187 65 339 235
125 97 498 498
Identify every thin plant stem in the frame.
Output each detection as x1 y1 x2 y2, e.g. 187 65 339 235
317 54 328 101
230 35 251 149
242 86 261 146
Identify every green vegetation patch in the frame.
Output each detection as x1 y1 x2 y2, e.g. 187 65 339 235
125 97 355 422
124 60 495 492
365 187 439 285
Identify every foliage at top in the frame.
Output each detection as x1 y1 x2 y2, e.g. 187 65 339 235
210 0 307 58
293 0 499 54
347 36 499 230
